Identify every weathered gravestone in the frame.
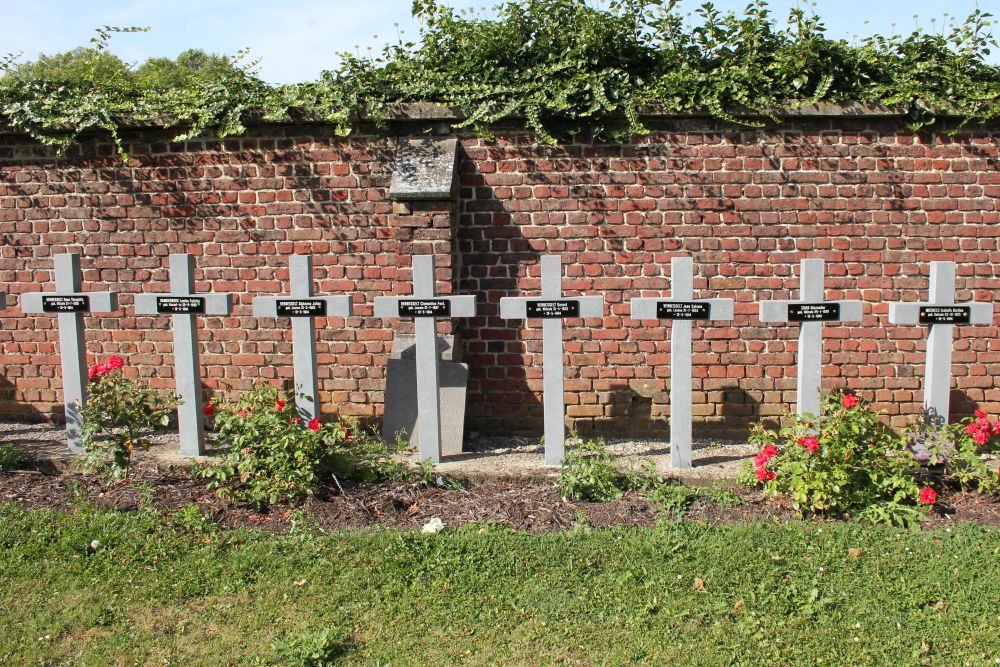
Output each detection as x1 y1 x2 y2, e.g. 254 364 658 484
888 260 994 424
499 255 605 466
134 254 232 456
629 257 735 468
758 258 863 417
252 255 353 421
382 333 468 457
19 253 119 453
373 256 476 463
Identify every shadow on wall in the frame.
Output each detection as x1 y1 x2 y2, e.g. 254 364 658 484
949 389 978 421
0 373 50 424
455 154 545 437
575 384 761 441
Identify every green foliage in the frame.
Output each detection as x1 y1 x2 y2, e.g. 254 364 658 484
3 3 1000 156
0 443 24 472
557 438 627 501
273 628 351 666
734 458 759 489
647 483 698 516
169 503 219 537
194 385 407 509
907 409 1000 494
80 357 176 481
698 484 745 507
748 392 927 525
3 503 1000 664
557 438 659 501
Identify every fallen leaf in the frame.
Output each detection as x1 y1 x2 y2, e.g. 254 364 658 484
694 578 706 592
847 548 862 558
293 579 306 587
732 600 744 610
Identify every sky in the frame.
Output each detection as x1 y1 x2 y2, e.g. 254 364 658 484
3 0 997 84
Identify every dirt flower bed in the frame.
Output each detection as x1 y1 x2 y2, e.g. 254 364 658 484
2 462 999 533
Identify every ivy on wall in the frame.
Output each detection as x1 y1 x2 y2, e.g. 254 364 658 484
1 0 999 157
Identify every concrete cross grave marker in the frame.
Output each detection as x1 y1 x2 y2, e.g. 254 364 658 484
19 253 119 453
253 255 353 421
888 261 994 424
373 255 476 464
499 255 605 466
629 257 734 468
134 254 232 456
759 258 863 417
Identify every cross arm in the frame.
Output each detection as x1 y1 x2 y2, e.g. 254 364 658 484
374 295 477 318
252 295 353 318
134 293 233 316
888 301 994 325
629 298 734 321
758 300 864 323
20 291 118 313
499 296 604 319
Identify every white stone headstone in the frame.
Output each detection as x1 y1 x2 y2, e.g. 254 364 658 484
629 257 734 468
373 255 476 463
499 255 604 466
888 261 994 424
253 255 353 421
134 254 232 456
19 254 119 453
758 258 863 417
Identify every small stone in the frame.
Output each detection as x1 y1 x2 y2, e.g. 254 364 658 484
421 517 445 534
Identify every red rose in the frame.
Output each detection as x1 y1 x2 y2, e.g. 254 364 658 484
755 467 776 482
107 356 124 370
798 436 820 452
276 400 286 412
308 418 321 432
203 403 213 417
88 363 111 381
753 444 779 467
918 487 937 505
975 409 988 420
842 393 859 408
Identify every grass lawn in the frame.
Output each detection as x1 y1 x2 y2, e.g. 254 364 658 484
1 502 998 666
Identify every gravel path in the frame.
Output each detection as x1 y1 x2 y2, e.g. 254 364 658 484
3 420 754 483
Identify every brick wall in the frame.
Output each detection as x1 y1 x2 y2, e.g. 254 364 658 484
1 116 998 438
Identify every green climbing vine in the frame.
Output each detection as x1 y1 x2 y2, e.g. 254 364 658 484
1 1 998 157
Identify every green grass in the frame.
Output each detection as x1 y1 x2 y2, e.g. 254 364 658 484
1 503 999 665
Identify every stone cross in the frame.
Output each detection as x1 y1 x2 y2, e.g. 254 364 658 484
888 260 994 424
499 255 605 466
19 253 118 453
629 257 734 468
759 258 863 417
134 254 232 456
373 255 476 463
253 255 353 421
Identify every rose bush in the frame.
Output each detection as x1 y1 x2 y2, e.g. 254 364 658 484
195 385 410 509
908 409 1000 494
81 356 176 480
748 392 927 526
